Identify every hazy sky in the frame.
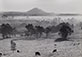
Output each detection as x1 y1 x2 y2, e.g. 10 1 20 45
0 0 82 13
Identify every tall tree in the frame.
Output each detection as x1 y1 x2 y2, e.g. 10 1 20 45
45 26 51 38
0 23 13 39
58 22 73 40
35 26 44 38
25 24 35 36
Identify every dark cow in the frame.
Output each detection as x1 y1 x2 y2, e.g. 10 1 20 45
52 49 57 53
35 52 41 56
0 53 2 57
73 43 80 46
17 50 21 53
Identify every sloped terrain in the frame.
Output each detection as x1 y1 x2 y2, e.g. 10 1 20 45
0 35 82 57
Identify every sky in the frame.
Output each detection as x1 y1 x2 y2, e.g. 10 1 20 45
0 0 82 13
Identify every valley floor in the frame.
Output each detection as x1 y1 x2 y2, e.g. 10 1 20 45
0 36 82 57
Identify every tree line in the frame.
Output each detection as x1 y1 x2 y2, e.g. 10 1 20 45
0 22 74 40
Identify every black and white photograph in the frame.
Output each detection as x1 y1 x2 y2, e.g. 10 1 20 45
0 0 82 57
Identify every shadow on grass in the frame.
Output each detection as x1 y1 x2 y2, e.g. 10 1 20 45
0 38 3 40
0 37 12 40
55 38 70 42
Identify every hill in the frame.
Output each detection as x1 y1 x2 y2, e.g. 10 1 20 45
0 8 81 16
26 8 54 16
1 8 55 16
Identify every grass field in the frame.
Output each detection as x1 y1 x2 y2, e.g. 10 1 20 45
0 31 82 57
0 18 82 57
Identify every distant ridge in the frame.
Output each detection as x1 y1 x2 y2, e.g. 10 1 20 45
1 8 82 16
2 12 27 16
57 13 82 16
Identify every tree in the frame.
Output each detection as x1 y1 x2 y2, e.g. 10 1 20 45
58 22 73 40
0 23 8 39
11 27 17 37
45 26 51 38
25 24 35 36
35 26 44 38
2 14 8 18
6 23 13 37
0 23 13 39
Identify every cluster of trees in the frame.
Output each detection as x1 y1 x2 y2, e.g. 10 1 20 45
25 24 57 38
25 24 47 38
25 22 74 39
0 22 74 40
0 23 15 39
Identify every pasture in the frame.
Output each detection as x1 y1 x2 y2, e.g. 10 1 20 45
0 31 82 57
0 17 82 57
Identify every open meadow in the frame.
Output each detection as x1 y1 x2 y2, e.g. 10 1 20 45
0 29 82 57
0 16 82 57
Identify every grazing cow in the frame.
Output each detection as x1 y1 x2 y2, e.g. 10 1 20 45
52 49 57 53
0 53 2 57
17 50 20 53
35 52 41 56
73 43 80 46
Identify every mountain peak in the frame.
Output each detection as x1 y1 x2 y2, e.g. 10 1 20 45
31 8 40 10
27 8 48 15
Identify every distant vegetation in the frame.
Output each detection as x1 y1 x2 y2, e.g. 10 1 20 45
0 22 74 41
